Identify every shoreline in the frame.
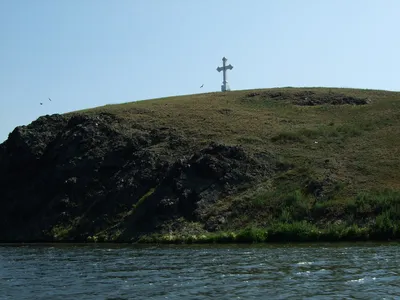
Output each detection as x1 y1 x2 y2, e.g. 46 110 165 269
1 222 400 245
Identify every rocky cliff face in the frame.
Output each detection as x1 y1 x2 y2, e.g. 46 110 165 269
0 113 278 242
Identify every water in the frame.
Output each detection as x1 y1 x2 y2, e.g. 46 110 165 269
0 243 399 299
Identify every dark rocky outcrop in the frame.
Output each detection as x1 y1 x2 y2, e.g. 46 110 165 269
0 113 278 242
121 142 275 239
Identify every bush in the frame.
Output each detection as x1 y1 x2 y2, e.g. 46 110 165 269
236 227 267 243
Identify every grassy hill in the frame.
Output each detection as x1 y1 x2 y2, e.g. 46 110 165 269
2 87 400 243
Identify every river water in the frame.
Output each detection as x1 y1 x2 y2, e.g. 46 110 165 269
0 243 399 299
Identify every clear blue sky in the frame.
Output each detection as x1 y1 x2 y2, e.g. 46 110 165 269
1 0 400 142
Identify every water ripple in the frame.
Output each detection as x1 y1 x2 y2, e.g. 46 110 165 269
0 243 399 299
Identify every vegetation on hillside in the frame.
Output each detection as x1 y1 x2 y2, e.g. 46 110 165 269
1 87 400 243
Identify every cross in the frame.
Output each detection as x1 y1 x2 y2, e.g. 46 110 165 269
217 57 233 92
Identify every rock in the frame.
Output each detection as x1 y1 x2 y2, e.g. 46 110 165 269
122 142 275 238
0 113 277 242
205 215 227 232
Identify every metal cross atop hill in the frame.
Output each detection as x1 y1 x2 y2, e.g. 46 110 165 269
217 57 233 92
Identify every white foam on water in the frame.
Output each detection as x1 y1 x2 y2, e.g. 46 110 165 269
296 261 313 265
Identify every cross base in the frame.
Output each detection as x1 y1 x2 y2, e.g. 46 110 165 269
221 84 231 92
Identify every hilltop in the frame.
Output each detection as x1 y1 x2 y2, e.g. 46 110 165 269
1 87 400 243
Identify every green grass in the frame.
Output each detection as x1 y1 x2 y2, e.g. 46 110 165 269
132 187 156 210
136 221 400 244
66 87 400 243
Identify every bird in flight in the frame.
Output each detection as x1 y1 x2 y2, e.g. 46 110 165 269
40 102 43 105
200 84 204 88
48 97 52 101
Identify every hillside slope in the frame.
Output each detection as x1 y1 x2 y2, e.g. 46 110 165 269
1 87 400 243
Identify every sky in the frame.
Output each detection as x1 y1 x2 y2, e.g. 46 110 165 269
1 0 400 142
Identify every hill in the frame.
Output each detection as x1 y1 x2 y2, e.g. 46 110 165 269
1 87 400 243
